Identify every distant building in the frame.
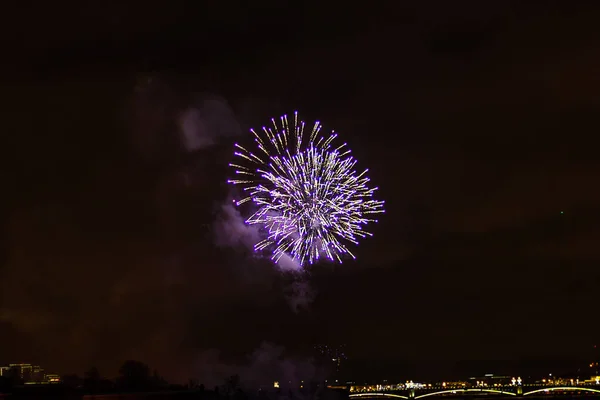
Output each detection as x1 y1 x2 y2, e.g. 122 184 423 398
468 374 512 387
44 374 61 383
437 381 468 387
580 376 600 385
9 363 32 381
31 366 45 382
0 363 59 384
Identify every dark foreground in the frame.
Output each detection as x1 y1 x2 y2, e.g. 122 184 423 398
0 386 350 400
5 386 600 400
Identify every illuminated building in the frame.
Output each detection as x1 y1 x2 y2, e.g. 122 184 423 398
9 363 33 381
32 366 45 382
0 363 57 384
469 374 512 386
44 374 61 383
437 381 468 387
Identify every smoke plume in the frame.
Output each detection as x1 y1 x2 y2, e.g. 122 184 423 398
177 96 241 152
133 75 317 312
275 253 303 273
193 342 324 390
214 201 317 312
214 200 262 250
131 76 241 161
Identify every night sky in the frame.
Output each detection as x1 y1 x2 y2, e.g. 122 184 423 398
2 0 600 384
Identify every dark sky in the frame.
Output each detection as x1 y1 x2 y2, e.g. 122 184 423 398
1 0 600 384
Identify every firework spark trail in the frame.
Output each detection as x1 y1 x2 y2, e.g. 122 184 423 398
228 112 385 267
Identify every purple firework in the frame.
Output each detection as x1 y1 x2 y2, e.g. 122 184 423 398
227 112 384 266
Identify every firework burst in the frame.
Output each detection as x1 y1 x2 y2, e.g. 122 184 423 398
227 112 385 266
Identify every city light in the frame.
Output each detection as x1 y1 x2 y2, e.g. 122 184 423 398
349 368 600 399
0 363 60 384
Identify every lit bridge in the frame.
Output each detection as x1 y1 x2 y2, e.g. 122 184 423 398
349 385 600 399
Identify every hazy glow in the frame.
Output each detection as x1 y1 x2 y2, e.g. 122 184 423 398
228 111 385 266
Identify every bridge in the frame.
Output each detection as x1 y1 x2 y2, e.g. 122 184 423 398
349 385 600 399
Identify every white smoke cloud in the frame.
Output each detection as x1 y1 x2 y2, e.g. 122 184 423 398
178 108 214 151
214 201 262 250
193 342 324 391
214 201 304 272
275 253 303 272
131 77 241 161
177 95 241 152
153 88 318 312
214 199 316 312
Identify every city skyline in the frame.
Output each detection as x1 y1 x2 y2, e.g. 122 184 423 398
1 352 599 388
0 363 60 384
